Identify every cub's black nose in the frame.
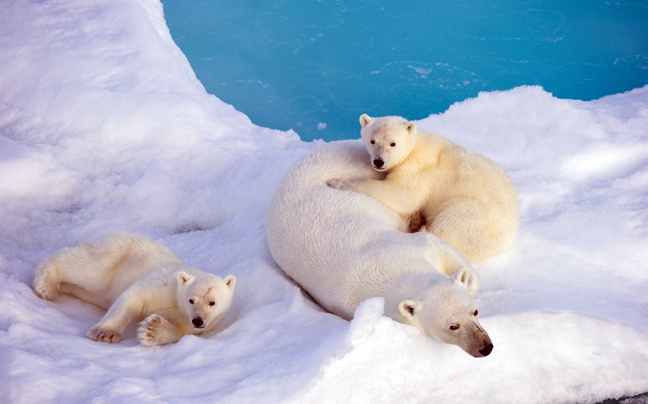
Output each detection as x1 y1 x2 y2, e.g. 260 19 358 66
192 317 204 328
479 343 494 356
373 159 384 168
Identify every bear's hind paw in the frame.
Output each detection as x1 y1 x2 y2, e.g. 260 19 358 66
33 272 60 301
34 283 59 301
87 326 122 343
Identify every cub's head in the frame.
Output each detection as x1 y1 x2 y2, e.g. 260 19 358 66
398 267 493 358
176 271 236 331
359 114 418 171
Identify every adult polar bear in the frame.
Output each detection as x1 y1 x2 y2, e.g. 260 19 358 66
266 141 493 357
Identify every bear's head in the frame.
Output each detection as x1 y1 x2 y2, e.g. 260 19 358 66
176 271 236 330
359 114 418 172
398 267 493 358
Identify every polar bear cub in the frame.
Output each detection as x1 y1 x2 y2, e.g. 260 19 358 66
33 233 236 346
330 114 519 262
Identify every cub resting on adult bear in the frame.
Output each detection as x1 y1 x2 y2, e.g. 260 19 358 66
329 114 519 262
34 232 236 346
266 141 493 358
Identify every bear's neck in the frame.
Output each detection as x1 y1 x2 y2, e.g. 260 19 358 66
379 272 442 322
392 131 453 175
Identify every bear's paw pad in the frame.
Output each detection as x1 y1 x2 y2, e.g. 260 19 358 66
34 283 59 301
33 274 59 301
137 314 170 346
87 326 122 343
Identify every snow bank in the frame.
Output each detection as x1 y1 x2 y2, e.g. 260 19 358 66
0 0 646 403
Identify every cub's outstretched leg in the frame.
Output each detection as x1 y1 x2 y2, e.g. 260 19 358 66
86 288 146 343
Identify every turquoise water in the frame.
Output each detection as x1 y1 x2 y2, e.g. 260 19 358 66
162 0 648 141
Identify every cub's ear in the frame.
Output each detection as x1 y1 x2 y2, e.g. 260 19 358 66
453 267 480 296
359 114 372 127
224 275 236 291
177 271 195 286
405 121 417 135
399 300 421 321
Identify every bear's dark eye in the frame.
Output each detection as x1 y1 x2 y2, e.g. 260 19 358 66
449 324 460 331
390 142 396 147
473 309 479 316
189 299 194 304
370 139 375 144
209 301 215 306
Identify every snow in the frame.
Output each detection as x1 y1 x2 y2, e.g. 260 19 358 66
0 0 647 403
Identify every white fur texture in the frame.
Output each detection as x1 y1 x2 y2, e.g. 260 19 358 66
266 141 493 357
33 233 236 346
331 114 519 262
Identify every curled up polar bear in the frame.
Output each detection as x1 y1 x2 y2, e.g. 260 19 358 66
266 141 493 357
34 233 236 346
329 114 519 262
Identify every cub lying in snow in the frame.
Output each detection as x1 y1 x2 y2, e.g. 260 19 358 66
34 232 236 346
329 114 519 262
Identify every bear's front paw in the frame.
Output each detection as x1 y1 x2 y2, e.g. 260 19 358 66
327 179 353 190
87 325 122 343
137 314 180 346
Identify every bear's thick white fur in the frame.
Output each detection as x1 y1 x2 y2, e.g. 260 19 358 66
34 233 236 346
266 141 493 357
330 114 519 262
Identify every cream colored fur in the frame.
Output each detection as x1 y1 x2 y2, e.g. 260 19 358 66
330 114 519 262
266 141 493 357
33 232 236 346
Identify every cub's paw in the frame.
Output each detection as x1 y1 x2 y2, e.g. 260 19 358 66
137 314 180 346
87 326 122 343
33 279 59 301
33 270 59 301
327 179 353 190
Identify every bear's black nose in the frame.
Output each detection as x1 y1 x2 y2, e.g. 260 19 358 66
373 159 384 168
192 317 204 328
479 343 493 356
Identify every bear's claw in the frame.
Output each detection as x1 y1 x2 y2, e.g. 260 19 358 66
137 314 164 346
327 179 353 190
87 326 122 343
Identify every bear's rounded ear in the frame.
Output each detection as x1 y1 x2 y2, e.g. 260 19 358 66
177 271 195 286
359 114 372 127
453 267 480 296
399 300 419 320
224 275 236 291
405 121 417 135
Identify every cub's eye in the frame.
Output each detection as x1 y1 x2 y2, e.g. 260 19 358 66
449 324 460 331
473 309 479 316
390 142 396 147
189 299 194 304
209 301 215 306
370 139 375 144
